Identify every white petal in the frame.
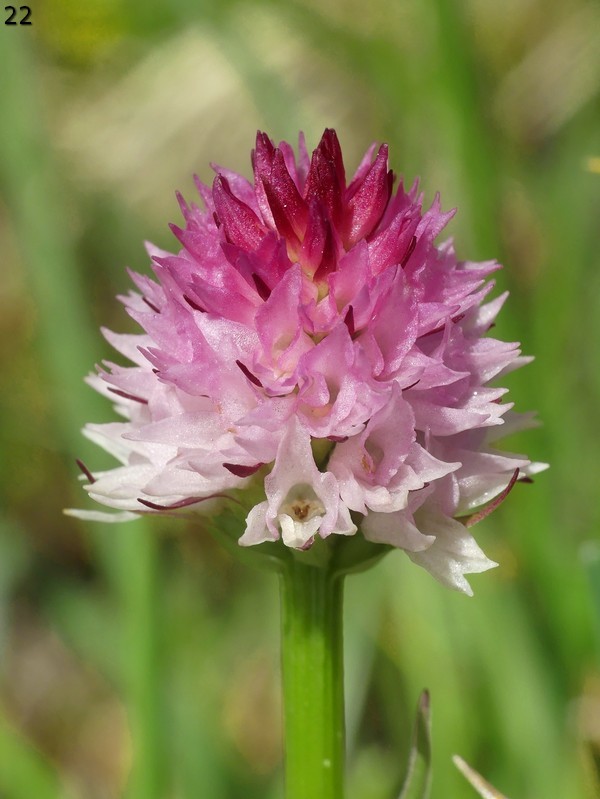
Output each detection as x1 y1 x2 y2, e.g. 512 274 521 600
64 508 140 523
239 502 277 546
523 460 549 477
280 513 323 548
85 464 157 504
334 503 358 537
362 510 434 551
408 511 497 595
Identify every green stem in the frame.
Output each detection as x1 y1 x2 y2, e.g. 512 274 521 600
280 556 345 799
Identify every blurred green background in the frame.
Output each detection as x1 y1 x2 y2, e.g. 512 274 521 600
1 1 599 797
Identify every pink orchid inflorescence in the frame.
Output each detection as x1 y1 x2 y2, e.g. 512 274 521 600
74 130 543 594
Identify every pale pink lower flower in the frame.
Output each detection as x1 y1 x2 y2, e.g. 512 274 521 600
69 130 545 594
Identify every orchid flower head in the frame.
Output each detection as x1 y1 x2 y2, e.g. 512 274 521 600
69 129 545 595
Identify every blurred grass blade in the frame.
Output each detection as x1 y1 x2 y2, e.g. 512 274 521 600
0 35 165 799
0 709 63 799
453 755 510 799
580 542 600 650
398 691 432 799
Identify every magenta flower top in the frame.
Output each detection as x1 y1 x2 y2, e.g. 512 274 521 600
72 130 543 594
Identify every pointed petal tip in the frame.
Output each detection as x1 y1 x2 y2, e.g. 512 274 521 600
64 508 141 523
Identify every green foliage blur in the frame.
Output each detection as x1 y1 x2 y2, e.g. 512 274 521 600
1 1 599 797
